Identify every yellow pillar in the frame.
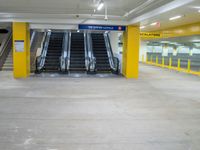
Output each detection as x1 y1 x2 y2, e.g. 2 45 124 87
13 22 30 78
122 26 140 79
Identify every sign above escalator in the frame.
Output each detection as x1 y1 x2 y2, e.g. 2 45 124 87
78 24 126 31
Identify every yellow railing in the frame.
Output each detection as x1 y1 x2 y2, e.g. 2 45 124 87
142 55 200 76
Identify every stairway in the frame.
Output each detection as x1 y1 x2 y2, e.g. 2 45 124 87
91 33 111 72
70 33 86 72
44 32 64 72
2 50 13 71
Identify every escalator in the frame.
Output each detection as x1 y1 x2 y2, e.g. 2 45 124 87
91 33 111 72
69 33 86 72
0 29 12 71
44 32 64 72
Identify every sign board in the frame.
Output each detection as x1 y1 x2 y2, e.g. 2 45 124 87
14 40 24 52
78 24 126 31
140 32 162 38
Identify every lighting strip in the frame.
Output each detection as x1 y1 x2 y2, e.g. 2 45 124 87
169 15 182 20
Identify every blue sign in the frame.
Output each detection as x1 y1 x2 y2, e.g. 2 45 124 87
79 24 126 31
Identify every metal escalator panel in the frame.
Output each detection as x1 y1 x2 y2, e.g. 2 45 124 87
44 32 64 72
91 33 111 72
69 33 86 72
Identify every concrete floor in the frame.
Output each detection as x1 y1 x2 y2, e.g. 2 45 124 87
0 64 200 150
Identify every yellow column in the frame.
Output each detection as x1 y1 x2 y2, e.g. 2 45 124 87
13 22 30 78
122 26 140 79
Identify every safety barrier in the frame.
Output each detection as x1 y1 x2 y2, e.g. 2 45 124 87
142 53 200 76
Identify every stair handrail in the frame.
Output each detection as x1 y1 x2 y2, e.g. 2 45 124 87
60 32 69 72
36 31 51 72
87 33 96 72
0 29 12 70
104 32 120 74
66 32 71 71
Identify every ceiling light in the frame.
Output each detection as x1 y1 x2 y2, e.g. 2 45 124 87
150 22 158 26
169 15 182 21
140 26 146 29
97 1 104 11
192 39 200 42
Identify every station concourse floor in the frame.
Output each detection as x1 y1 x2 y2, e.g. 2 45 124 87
0 63 200 150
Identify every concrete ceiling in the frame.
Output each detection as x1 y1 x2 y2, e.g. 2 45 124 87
0 0 199 30
140 0 200 31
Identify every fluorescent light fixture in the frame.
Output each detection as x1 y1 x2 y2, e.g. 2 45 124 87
47 29 51 32
192 39 200 42
140 26 146 29
150 22 157 26
169 15 182 20
160 41 170 44
97 1 104 11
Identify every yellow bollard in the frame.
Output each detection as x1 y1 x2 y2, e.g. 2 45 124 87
162 57 165 68
187 59 191 72
177 58 181 71
142 55 144 63
156 56 158 66
169 57 172 69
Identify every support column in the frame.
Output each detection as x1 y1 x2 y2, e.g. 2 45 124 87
122 26 140 79
13 22 30 78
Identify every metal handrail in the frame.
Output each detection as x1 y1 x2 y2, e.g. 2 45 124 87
0 30 12 57
87 32 96 72
66 32 71 71
60 32 68 72
35 31 51 72
30 31 36 48
84 32 90 71
104 33 120 73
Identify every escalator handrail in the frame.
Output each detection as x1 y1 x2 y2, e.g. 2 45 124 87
84 32 90 71
36 31 51 71
66 32 71 71
0 30 12 58
87 33 96 72
60 32 69 72
104 33 119 72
